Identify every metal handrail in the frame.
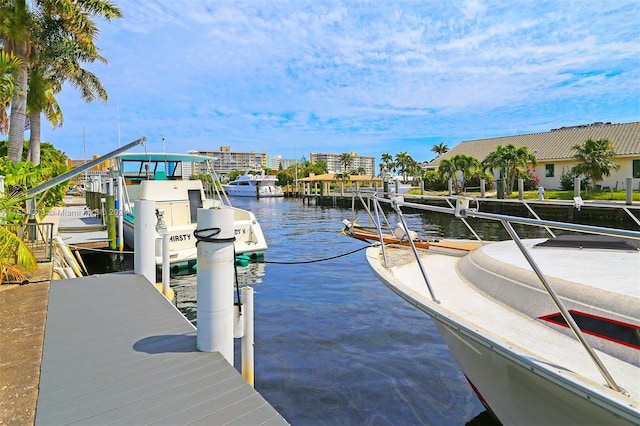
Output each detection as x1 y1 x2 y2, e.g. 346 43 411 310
363 192 640 395
4 222 54 263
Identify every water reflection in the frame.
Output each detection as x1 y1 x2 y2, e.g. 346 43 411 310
172 262 265 326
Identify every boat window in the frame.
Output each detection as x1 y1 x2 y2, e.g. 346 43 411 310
539 310 640 349
188 190 202 223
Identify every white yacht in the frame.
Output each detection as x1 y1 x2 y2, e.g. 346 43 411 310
350 194 640 425
223 171 284 198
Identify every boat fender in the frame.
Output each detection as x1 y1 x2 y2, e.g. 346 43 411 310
393 223 417 241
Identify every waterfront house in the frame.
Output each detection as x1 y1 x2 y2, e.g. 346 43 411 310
430 122 640 190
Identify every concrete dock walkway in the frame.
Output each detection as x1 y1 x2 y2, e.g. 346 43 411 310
0 263 51 425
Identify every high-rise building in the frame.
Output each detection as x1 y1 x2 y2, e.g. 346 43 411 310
272 155 302 170
309 152 376 176
192 147 269 174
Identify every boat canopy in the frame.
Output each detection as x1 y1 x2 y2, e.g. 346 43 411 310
117 152 217 163
118 152 217 182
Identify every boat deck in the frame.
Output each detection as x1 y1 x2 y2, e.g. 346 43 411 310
478 238 639 298
36 272 287 425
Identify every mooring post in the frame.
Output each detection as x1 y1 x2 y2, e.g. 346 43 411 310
196 207 235 363
133 199 156 284
156 210 171 297
107 179 116 250
241 285 255 387
518 178 524 200
116 176 124 251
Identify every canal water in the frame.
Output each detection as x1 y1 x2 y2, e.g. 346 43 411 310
90 198 501 425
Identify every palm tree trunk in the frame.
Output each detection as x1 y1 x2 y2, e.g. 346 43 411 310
27 110 41 165
8 47 28 163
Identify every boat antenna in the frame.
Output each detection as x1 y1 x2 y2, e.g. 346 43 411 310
117 98 121 147
162 135 168 176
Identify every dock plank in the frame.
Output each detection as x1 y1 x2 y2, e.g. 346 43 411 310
36 272 287 425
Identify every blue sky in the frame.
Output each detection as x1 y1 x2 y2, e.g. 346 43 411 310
41 0 640 166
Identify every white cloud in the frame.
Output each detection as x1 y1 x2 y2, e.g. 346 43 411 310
44 0 640 163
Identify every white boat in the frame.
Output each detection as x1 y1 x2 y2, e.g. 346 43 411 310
117 153 268 269
353 194 640 425
223 171 284 198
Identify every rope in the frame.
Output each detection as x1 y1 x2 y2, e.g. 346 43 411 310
261 244 372 265
63 236 372 274
1 279 52 285
193 227 236 245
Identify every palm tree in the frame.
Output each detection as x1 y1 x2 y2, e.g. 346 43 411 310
571 139 620 189
438 158 456 191
394 151 414 183
0 0 121 164
431 142 449 158
452 154 480 192
339 152 353 172
0 201 37 282
438 154 479 193
26 67 63 165
379 152 393 176
26 2 120 165
482 144 537 194
411 162 424 190
0 50 22 133
0 0 31 162
0 164 39 283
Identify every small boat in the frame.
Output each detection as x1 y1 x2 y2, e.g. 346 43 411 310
358 194 640 425
223 171 284 198
342 219 481 253
117 153 268 269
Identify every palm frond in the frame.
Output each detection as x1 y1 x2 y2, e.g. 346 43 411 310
0 224 37 274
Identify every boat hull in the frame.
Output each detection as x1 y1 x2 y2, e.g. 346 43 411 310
435 321 636 425
365 245 640 426
122 207 268 267
225 188 284 198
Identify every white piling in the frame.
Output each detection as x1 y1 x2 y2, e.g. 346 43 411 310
117 176 124 251
133 199 156 284
196 207 235 363
156 211 171 296
241 286 255 387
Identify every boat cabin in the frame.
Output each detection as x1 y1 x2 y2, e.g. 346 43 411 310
117 153 216 226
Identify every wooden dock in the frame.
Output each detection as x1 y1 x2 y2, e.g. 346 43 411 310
51 203 111 251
